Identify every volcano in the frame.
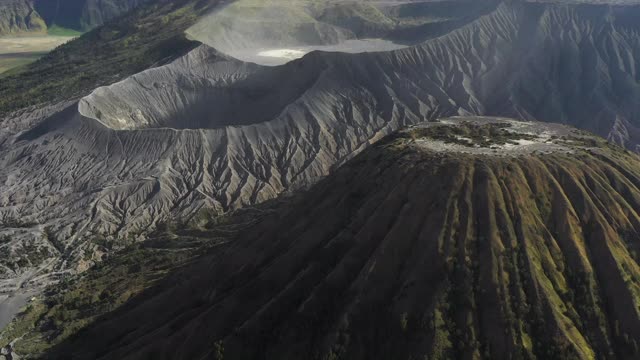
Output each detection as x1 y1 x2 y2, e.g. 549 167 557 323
7 118 639 360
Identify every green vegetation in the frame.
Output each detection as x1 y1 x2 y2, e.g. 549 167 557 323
213 340 225 360
0 36 74 75
0 0 213 116
0 55 41 75
406 122 539 148
0 240 51 274
0 202 279 356
1 246 195 354
46 25 83 37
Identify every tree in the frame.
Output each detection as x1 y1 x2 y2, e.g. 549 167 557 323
213 340 224 360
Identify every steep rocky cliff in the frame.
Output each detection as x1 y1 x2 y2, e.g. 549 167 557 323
0 0 150 35
33 0 150 32
0 0 46 35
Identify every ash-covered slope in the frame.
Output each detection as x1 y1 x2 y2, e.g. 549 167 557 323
186 0 498 65
77 48 322 129
82 0 640 143
4 0 640 307
17 118 640 360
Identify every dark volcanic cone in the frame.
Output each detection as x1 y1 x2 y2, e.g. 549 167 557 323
22 118 640 359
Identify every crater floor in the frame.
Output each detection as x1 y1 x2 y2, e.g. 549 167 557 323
186 0 494 66
238 38 408 66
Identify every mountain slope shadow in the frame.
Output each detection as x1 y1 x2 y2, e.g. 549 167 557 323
0 202 282 357
31 119 640 360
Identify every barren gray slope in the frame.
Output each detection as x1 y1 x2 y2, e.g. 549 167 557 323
185 0 498 65
85 1 640 144
2 0 640 315
33 0 150 31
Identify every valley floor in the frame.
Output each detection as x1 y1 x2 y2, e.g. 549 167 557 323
0 36 75 74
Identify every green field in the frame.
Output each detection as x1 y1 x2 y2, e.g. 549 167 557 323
0 0 208 116
46 25 84 37
0 35 75 74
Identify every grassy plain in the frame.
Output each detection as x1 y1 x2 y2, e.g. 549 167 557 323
0 35 75 74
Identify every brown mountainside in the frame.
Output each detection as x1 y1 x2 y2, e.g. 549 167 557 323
4 118 639 360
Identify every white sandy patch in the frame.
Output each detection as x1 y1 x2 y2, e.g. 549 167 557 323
515 139 537 146
0 293 31 330
456 136 473 143
500 138 539 150
228 39 408 66
257 49 308 60
409 117 576 156
414 137 569 156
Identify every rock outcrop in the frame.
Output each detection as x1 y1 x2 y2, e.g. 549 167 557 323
0 0 46 35
33 0 150 31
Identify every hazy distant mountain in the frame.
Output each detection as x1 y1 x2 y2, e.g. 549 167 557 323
0 0 46 35
0 0 150 35
34 0 150 32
